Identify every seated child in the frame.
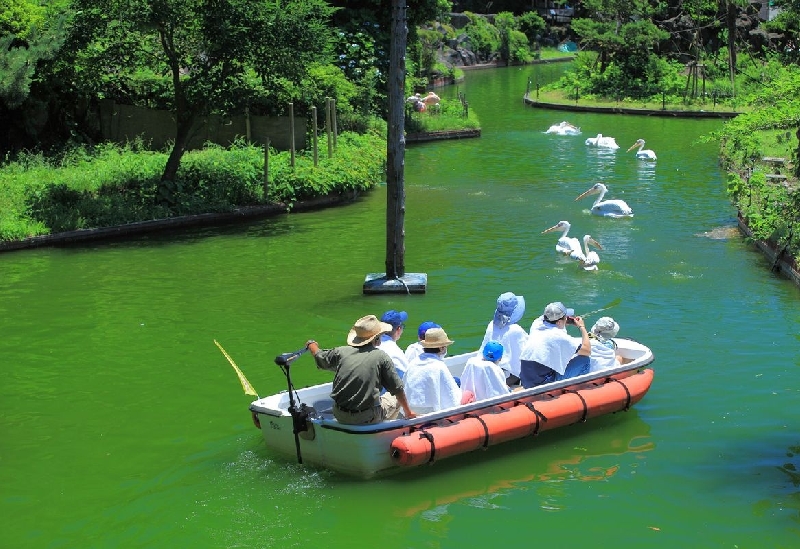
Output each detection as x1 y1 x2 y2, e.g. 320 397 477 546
460 341 512 401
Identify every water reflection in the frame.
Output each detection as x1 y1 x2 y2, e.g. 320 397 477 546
381 411 653 518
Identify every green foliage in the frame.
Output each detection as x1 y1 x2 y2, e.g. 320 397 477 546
0 6 68 109
517 11 546 47
0 0 45 38
332 19 388 117
404 98 481 133
712 62 800 263
463 11 500 62
65 0 337 182
0 133 387 240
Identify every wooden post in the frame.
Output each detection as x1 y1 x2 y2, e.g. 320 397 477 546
263 137 270 198
326 98 333 158
362 0 426 294
245 105 251 142
289 102 295 168
312 106 318 167
385 0 407 279
331 98 337 150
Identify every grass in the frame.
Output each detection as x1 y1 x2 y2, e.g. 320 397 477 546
526 88 751 114
405 98 481 134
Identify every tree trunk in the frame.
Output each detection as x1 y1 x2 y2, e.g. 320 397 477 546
161 113 194 182
158 25 197 185
726 1 737 97
795 127 800 179
385 0 407 279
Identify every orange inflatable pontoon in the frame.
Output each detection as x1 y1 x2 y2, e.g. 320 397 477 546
390 368 654 467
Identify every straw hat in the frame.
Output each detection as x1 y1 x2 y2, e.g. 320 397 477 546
347 315 393 347
421 327 454 348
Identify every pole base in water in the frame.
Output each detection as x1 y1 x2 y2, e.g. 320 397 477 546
363 273 427 294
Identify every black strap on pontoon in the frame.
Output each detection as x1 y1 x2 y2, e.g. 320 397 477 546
419 430 436 463
464 413 490 449
608 377 632 410
562 389 589 422
523 401 548 435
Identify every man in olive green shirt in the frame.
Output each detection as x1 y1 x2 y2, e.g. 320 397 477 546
307 315 416 425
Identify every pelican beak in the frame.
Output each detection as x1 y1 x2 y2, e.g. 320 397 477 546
575 188 594 201
626 143 637 152
589 238 603 250
542 225 559 234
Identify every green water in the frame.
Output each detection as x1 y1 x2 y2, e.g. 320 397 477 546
3 65 800 548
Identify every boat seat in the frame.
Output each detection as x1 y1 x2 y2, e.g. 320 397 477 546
313 398 335 417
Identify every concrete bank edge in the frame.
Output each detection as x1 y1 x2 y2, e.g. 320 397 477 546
0 193 356 253
737 212 800 286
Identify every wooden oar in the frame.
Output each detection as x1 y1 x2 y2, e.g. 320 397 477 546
579 297 622 319
214 339 259 397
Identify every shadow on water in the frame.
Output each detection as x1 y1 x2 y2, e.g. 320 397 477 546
319 408 654 515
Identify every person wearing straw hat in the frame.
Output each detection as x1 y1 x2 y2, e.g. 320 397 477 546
461 341 511 401
404 320 441 364
588 316 623 372
404 327 475 413
519 301 591 388
478 292 528 387
307 315 416 425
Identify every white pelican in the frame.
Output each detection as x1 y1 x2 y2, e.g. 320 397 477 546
570 234 603 271
542 220 582 255
575 183 634 218
585 134 620 149
627 138 657 160
546 121 581 135
421 91 440 105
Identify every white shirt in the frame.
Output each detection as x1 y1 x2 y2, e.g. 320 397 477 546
520 321 580 375
589 339 618 373
479 321 528 377
404 341 424 364
460 356 510 401
379 334 409 379
404 353 462 413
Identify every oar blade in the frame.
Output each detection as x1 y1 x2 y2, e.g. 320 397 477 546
214 340 259 397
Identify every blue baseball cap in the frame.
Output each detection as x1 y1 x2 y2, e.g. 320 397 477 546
380 310 408 328
483 341 504 361
417 321 440 340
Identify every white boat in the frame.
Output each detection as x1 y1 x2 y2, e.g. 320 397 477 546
249 338 655 478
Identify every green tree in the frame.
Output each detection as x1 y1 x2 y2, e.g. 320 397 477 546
766 0 800 63
569 0 668 95
0 1 72 154
0 0 45 38
517 11 546 49
70 0 335 188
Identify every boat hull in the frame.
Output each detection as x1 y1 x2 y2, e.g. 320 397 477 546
249 338 655 478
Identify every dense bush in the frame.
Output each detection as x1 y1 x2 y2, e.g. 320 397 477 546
0 131 387 241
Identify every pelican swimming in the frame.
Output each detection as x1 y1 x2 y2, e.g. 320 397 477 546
546 121 581 136
570 234 603 271
575 183 634 218
585 134 620 149
542 220 582 255
627 138 657 160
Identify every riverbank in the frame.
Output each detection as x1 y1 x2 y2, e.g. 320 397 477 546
522 93 740 119
0 194 359 253
737 212 800 284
